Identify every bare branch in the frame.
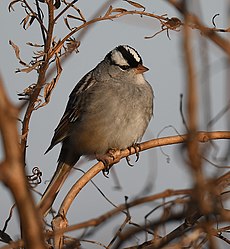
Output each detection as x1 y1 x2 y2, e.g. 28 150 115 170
49 131 230 219
0 75 46 249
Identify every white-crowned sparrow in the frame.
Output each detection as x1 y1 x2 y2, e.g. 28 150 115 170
39 45 154 215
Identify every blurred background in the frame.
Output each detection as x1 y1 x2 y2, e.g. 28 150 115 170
0 0 229 248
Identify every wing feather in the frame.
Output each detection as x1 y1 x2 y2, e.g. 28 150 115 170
45 70 97 153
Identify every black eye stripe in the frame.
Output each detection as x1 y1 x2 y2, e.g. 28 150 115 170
116 46 142 68
119 65 130 70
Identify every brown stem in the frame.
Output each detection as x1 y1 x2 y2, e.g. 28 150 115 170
20 2 56 164
0 75 46 249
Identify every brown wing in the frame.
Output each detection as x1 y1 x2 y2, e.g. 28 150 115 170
45 70 96 154
45 115 70 154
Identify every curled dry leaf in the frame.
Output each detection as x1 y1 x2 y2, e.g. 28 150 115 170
20 14 36 30
145 17 182 40
39 56 62 108
44 80 56 104
8 0 21 11
124 0 146 11
27 167 42 188
17 83 37 100
26 42 44 48
65 38 80 54
19 61 41 73
10 40 42 72
33 50 46 59
9 40 35 71
163 17 182 29
9 40 21 61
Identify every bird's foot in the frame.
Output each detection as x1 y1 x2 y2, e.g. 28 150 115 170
96 149 121 177
126 143 141 166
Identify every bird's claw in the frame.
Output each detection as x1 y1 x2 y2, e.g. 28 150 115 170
126 156 134 167
96 149 121 177
126 144 141 166
102 168 110 178
134 144 140 162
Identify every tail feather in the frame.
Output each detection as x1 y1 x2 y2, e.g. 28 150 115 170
39 162 72 216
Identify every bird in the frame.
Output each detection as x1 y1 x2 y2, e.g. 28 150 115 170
39 45 154 216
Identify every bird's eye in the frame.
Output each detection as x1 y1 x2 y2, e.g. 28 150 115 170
119 65 130 70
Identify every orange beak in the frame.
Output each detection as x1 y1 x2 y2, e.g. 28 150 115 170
135 64 149 74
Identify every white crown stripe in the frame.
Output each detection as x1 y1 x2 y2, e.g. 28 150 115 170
111 50 130 66
123 45 141 63
110 45 142 66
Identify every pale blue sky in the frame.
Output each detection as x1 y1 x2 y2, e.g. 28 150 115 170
0 0 229 248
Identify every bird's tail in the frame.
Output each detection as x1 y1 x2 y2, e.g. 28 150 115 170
38 162 73 216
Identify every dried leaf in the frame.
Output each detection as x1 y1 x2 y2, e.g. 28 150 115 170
26 42 44 48
17 83 36 98
19 64 39 73
104 5 113 17
67 14 85 22
9 40 21 61
9 40 41 73
33 50 45 59
29 15 36 27
39 56 62 108
34 98 42 109
124 0 145 10
56 55 62 75
65 38 80 54
20 14 36 29
111 8 127 13
164 17 182 29
16 61 41 73
8 0 20 11
51 40 64 56
64 17 72 31
76 8 86 22
20 15 30 29
44 81 55 104
54 0 61 9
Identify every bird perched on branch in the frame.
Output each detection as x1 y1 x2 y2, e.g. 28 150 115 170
39 45 154 216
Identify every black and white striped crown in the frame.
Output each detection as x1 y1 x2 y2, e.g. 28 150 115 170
107 45 143 68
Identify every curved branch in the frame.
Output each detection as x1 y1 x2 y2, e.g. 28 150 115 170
48 10 167 60
58 131 230 218
48 171 230 244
